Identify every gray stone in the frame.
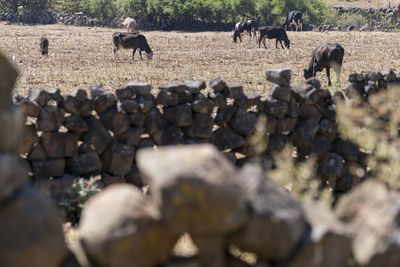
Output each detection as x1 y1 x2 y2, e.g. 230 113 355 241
93 93 117 114
208 92 227 108
228 164 307 261
119 99 139 113
37 105 65 132
262 98 289 120
116 86 135 100
184 80 206 94
145 108 165 135
19 124 38 154
114 127 143 146
229 109 258 136
183 114 214 139
293 119 320 148
41 132 79 158
128 112 146 127
211 127 246 150
271 85 292 102
101 141 135 176
137 145 248 235
226 82 244 99
64 115 90 134
335 180 400 267
32 158 66 178
0 154 28 202
67 152 103 176
124 81 152 96
83 116 112 154
192 99 214 114
136 95 154 113
265 68 291 86
72 88 88 102
289 202 352 267
209 78 228 93
164 104 193 127
60 95 81 115
0 54 18 109
27 87 50 107
215 106 238 126
0 187 67 267
99 107 130 135
319 153 344 178
16 98 41 117
155 91 179 106
28 143 47 160
152 124 185 146
276 117 297 134
89 83 105 98
159 82 187 93
235 93 261 109
79 184 179 267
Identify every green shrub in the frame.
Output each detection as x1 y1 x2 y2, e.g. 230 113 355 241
58 176 102 225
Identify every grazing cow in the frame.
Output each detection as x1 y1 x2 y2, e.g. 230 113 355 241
258 26 290 49
233 20 259 43
39 37 49 56
285 11 303 31
304 43 345 86
113 32 153 60
122 17 138 33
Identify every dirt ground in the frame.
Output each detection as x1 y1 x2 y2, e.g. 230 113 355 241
0 23 399 96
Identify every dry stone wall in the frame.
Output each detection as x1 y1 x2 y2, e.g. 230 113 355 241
15 68 367 194
0 53 69 267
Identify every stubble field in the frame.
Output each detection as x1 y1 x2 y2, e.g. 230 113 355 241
0 23 399 96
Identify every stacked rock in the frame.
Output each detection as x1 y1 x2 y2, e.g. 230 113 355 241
78 144 357 267
346 69 400 99
260 69 367 193
15 68 368 196
0 54 68 266
208 79 261 161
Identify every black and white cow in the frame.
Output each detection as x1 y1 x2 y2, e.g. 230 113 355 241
285 11 303 31
304 43 345 86
233 20 259 43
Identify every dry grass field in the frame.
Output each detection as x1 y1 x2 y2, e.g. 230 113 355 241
0 23 400 96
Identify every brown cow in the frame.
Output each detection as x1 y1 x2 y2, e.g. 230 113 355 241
113 32 153 60
39 37 49 56
304 43 344 86
258 26 290 49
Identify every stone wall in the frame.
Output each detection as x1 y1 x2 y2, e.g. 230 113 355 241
15 69 367 195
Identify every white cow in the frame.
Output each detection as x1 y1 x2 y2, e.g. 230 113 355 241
122 17 138 33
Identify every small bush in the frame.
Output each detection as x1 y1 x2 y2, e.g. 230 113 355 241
58 176 102 225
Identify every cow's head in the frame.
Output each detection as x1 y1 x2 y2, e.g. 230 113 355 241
147 52 153 60
303 67 314 80
284 38 291 49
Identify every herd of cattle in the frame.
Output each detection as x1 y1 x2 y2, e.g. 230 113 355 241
38 11 344 86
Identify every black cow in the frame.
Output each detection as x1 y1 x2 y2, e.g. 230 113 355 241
113 32 153 60
39 37 49 56
233 20 259 43
304 43 345 86
258 26 290 49
285 11 303 31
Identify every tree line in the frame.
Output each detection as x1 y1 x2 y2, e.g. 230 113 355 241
0 0 329 30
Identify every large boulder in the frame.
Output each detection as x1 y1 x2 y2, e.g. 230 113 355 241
137 144 248 236
335 180 400 267
288 202 352 267
227 164 307 262
79 184 179 267
0 187 67 267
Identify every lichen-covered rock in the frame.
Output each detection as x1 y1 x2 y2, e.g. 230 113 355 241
0 187 67 267
137 145 248 235
79 184 179 267
228 164 307 261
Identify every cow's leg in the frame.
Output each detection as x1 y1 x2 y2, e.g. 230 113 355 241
334 65 342 85
299 21 303 31
132 48 137 60
279 40 285 49
276 39 279 49
326 67 332 86
139 50 143 60
263 38 267 49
